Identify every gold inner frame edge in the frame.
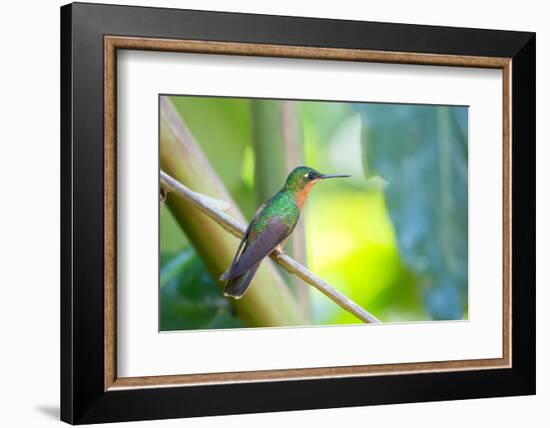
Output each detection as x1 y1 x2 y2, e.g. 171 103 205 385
104 36 512 391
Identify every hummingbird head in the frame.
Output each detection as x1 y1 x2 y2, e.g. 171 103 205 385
284 166 350 208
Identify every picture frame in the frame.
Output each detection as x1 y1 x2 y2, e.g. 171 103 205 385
60 2 535 424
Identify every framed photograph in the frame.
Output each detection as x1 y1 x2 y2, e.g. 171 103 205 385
60 2 535 424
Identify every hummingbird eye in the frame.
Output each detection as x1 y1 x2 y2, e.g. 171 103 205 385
306 172 316 180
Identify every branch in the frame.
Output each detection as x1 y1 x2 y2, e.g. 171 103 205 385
160 97 307 327
161 170 380 324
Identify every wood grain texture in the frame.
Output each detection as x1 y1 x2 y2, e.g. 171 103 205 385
111 357 507 389
103 35 513 390
104 36 117 391
106 36 510 68
502 61 512 367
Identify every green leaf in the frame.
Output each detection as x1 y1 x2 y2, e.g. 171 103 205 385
355 104 468 320
160 249 243 331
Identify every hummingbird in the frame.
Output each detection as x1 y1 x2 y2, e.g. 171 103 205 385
220 166 350 299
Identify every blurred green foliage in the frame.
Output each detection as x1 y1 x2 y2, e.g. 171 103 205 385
160 95 468 331
160 247 242 330
355 104 468 320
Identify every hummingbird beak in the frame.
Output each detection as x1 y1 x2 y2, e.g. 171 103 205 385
319 173 351 179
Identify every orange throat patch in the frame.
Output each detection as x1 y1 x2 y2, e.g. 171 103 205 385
294 181 317 209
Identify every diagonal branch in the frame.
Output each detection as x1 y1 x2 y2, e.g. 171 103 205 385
161 170 380 324
161 97 306 327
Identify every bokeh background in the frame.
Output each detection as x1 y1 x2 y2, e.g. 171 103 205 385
160 95 468 331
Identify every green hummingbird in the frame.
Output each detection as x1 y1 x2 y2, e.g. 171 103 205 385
220 166 350 299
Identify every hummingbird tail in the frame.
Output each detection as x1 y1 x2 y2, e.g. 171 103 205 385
223 262 261 299
219 268 231 282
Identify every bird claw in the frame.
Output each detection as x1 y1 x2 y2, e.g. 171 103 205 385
276 250 287 259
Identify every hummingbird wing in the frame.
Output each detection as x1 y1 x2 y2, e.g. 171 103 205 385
219 203 266 282
222 217 291 280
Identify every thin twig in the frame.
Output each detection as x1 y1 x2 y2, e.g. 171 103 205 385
161 170 380 324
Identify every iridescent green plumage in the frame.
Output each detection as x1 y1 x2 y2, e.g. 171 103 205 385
221 166 350 298
252 191 299 233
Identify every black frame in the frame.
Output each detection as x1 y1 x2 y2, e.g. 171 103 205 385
61 2 536 424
